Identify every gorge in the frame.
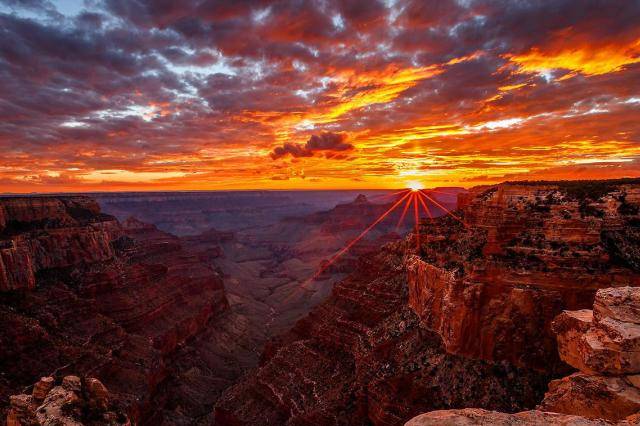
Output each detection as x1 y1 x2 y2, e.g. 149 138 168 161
1 179 640 425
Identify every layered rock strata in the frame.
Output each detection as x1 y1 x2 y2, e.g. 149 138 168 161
407 180 640 370
404 286 640 425
0 197 119 291
216 180 640 425
215 242 551 425
540 287 640 421
0 197 229 423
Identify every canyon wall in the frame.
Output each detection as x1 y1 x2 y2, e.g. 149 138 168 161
0 197 119 291
214 241 551 425
3 181 639 425
0 196 229 424
407 181 640 370
407 286 640 425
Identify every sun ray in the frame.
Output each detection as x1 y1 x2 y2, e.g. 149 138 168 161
419 190 469 227
416 192 433 220
310 190 412 280
413 193 420 252
395 192 413 231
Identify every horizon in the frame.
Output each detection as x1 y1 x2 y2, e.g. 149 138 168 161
1 0 639 192
3 176 640 196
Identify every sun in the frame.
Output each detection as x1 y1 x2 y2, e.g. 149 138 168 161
406 181 423 192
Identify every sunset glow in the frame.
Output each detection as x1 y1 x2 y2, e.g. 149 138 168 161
407 182 423 192
1 1 639 192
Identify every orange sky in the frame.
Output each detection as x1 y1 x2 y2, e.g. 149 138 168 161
1 0 639 192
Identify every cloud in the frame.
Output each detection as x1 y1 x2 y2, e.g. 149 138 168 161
270 132 354 159
504 30 640 78
0 0 639 191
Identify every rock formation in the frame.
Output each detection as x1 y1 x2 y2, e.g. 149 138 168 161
2 180 639 425
540 286 640 421
405 286 640 425
407 180 640 370
405 408 639 425
0 196 229 423
0 196 119 291
7 376 129 426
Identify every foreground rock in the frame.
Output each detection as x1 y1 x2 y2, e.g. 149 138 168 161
405 408 637 425
405 286 640 425
7 376 128 426
540 287 640 420
554 288 640 375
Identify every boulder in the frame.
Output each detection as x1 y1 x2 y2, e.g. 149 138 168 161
31 377 54 401
405 408 613 425
594 287 640 324
6 394 37 426
540 373 640 421
86 378 109 411
554 287 640 375
61 376 81 392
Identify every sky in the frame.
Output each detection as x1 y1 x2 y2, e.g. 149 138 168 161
0 0 639 192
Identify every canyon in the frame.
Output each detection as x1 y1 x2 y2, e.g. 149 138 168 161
215 179 640 425
1 179 640 425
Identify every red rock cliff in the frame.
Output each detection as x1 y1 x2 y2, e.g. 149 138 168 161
405 286 640 425
0 196 229 423
407 180 640 370
0 197 120 291
214 179 640 425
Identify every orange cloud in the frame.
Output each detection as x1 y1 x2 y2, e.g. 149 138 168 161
506 38 640 78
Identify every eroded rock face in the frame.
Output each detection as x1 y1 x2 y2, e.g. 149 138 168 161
0 196 229 423
554 287 640 375
540 287 640 421
542 373 640 421
0 197 120 291
215 180 640 425
408 285 640 425
214 243 551 426
407 181 640 370
6 376 129 426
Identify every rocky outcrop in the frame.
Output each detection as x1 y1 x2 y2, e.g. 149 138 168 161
405 285 640 425
0 197 119 291
553 288 640 375
407 180 640 370
6 375 129 426
0 196 229 423
540 287 640 421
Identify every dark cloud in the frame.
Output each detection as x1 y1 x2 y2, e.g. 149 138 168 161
271 132 353 159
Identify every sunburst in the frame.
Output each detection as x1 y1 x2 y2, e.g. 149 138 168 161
308 186 467 282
